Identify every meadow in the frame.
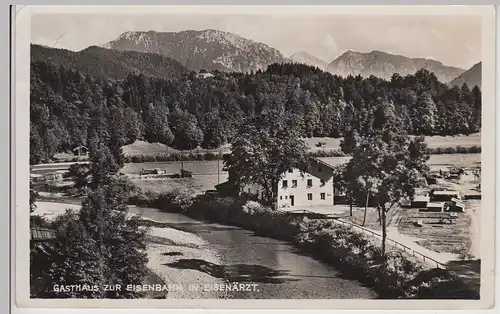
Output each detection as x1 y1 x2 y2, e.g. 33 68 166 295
121 153 481 194
122 133 481 157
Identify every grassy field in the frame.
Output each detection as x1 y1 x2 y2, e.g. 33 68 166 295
122 141 231 157
122 134 481 157
397 208 473 258
122 160 223 175
122 160 228 194
427 154 481 169
422 133 481 149
340 206 400 231
130 174 229 195
121 152 481 194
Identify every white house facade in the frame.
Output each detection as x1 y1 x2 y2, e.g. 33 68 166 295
241 157 344 208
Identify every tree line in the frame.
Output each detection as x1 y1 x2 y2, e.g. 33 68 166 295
30 60 481 164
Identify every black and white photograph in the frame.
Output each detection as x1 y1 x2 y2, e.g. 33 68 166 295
14 4 495 309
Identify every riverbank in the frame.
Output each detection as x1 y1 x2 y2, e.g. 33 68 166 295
31 201 227 299
129 191 479 299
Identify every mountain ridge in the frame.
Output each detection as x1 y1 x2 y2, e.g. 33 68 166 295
289 51 328 70
326 49 465 83
30 44 189 81
449 62 481 88
100 29 288 73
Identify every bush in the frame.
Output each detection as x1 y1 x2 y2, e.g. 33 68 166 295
427 146 481 155
130 189 195 213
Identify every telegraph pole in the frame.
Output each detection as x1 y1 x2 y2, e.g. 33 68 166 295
181 151 184 172
217 150 220 185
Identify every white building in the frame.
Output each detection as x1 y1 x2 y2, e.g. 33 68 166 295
241 157 351 208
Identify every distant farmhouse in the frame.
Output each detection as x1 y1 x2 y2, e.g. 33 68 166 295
196 72 214 79
217 157 351 208
72 145 89 156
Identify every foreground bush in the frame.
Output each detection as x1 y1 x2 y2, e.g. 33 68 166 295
133 191 479 299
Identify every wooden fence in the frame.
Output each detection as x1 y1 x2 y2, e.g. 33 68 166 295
278 208 446 269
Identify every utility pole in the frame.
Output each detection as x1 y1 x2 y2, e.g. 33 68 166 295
217 149 221 185
181 151 184 172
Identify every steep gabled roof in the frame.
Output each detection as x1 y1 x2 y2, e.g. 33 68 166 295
312 156 352 170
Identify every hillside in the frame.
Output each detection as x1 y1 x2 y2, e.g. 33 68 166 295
326 50 465 83
30 61 481 164
100 29 287 73
450 62 481 89
289 51 328 70
31 44 189 81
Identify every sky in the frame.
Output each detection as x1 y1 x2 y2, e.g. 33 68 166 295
31 13 482 69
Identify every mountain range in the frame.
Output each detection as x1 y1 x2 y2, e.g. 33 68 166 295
289 51 328 70
326 50 465 83
101 29 287 73
32 29 479 85
449 62 481 88
31 44 189 81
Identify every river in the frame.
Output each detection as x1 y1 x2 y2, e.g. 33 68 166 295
129 205 378 299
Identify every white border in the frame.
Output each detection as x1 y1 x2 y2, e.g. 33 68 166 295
13 4 496 310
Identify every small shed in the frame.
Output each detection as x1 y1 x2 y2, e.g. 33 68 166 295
411 195 430 208
432 190 464 202
72 146 89 156
316 141 327 148
30 228 56 243
448 197 466 212
180 169 193 178
424 202 445 212
140 168 166 175
155 168 167 175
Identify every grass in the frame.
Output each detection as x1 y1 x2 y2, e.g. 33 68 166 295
122 160 223 175
397 208 472 258
122 160 228 194
122 134 481 157
120 152 481 195
427 154 481 169
422 133 481 149
340 206 400 231
130 174 229 195
122 141 231 157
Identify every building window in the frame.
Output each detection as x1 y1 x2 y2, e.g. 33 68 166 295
282 180 288 188
320 179 325 186
248 188 251 193
307 193 313 201
318 166 323 173
307 179 313 187
280 196 283 200
321 193 325 200
285 196 288 199
292 180 297 187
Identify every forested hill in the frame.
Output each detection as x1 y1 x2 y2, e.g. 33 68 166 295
31 44 189 81
30 60 481 164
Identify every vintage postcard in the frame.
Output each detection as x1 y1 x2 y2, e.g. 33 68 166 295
13 4 495 310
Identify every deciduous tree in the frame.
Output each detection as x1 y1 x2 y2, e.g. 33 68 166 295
344 105 429 258
223 107 308 207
